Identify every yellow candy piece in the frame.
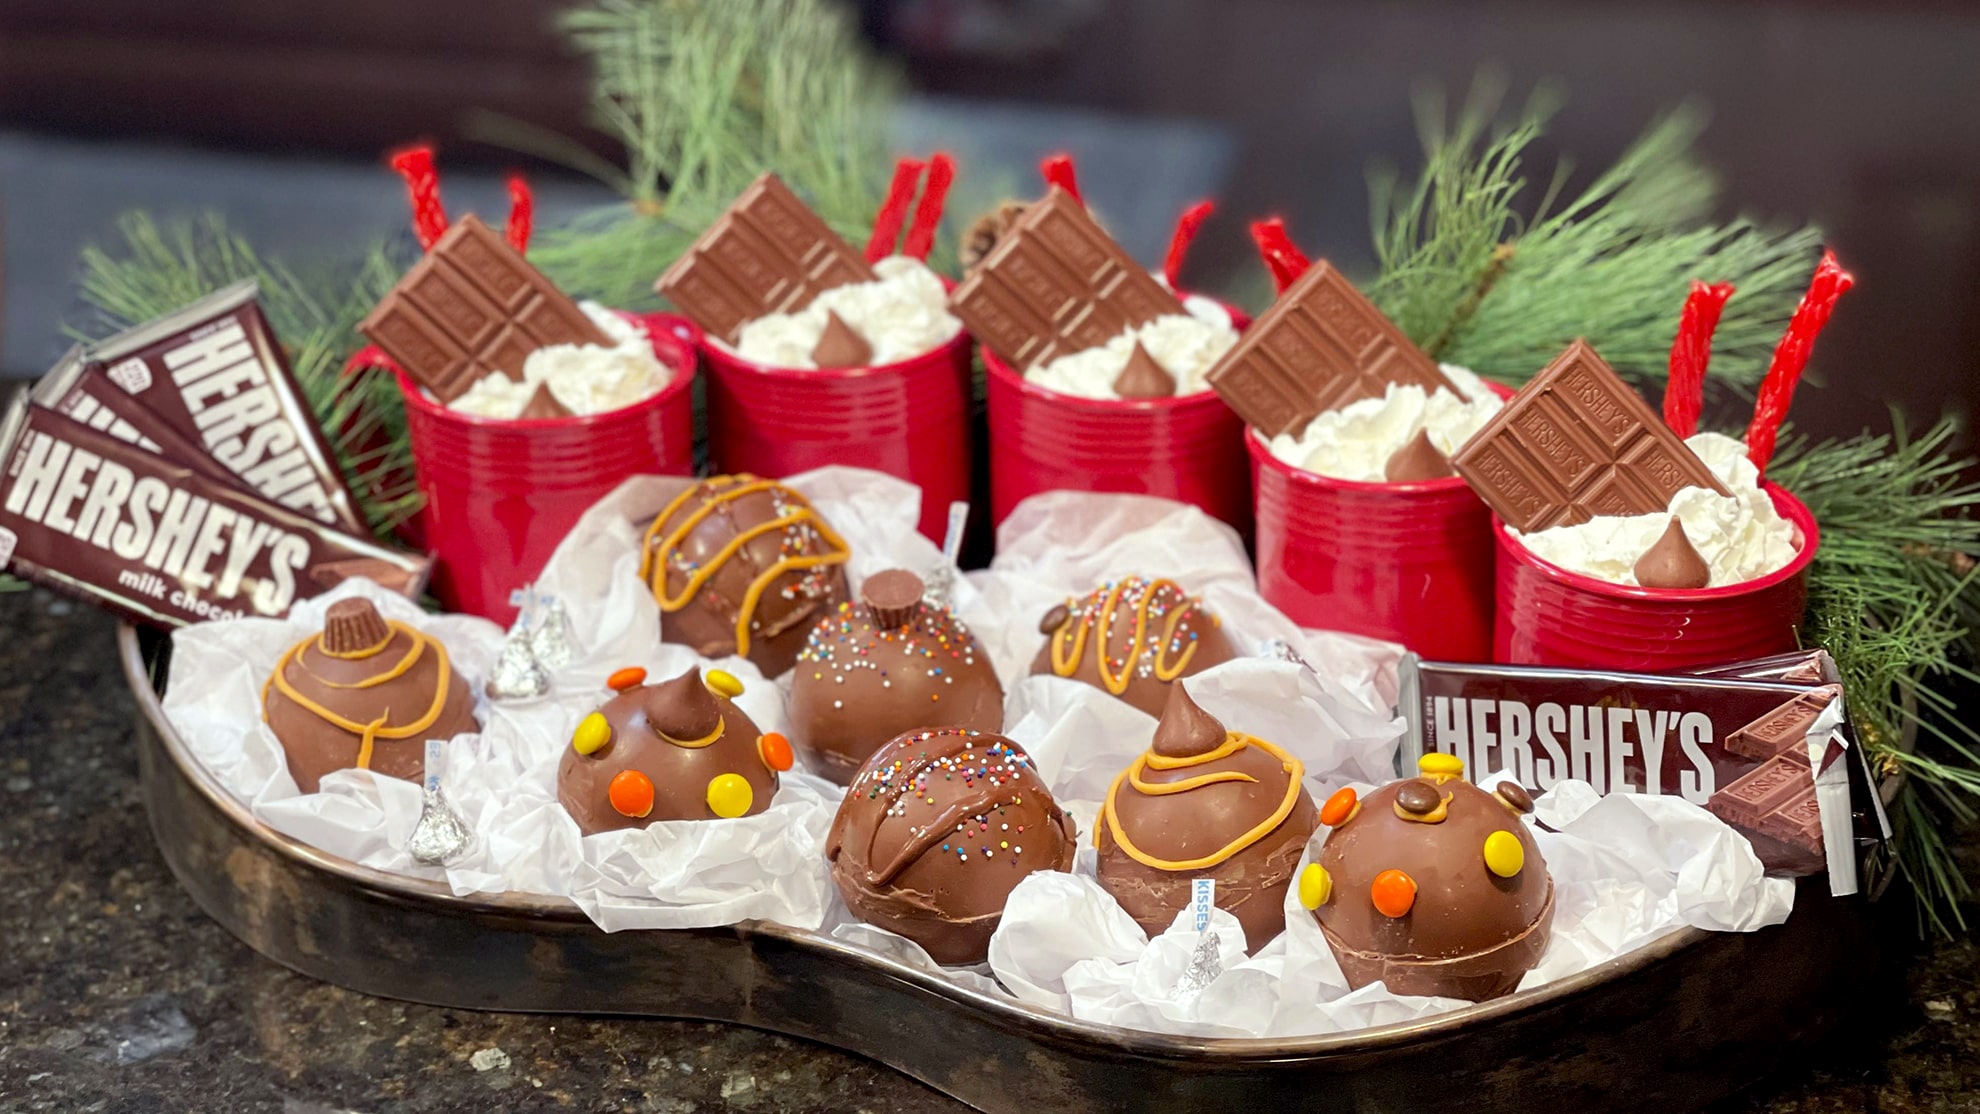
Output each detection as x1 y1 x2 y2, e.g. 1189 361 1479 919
1297 863 1333 910
571 712 613 755
1483 829 1525 878
705 669 745 699
707 773 753 819
1418 752 1465 778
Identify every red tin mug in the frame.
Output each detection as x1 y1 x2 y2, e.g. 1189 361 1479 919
397 312 700 624
1492 483 1819 671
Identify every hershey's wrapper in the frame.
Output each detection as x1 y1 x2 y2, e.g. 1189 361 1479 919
1173 879 1222 1006
528 595 578 671
485 615 551 701
34 281 365 532
0 394 429 628
922 500 970 610
407 738 473 866
1399 654 1857 896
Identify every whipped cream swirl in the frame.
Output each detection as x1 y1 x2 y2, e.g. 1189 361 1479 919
729 255 961 369
1266 364 1503 482
1021 290 1238 400
449 302 673 419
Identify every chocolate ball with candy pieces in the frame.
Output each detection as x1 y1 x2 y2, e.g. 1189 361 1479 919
1029 576 1237 717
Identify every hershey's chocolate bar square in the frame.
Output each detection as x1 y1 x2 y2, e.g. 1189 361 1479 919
1724 689 1834 765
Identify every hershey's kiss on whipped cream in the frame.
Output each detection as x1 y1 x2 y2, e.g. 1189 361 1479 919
1384 428 1455 483
520 382 574 420
1112 341 1177 399
407 738 474 865
1633 517 1713 589
811 310 875 368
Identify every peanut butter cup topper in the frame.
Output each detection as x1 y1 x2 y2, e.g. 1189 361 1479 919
639 475 851 679
557 664 789 834
1028 576 1238 716
1095 683 1318 952
826 728 1077 965
1300 754 1554 1002
262 598 481 795
791 569 1004 786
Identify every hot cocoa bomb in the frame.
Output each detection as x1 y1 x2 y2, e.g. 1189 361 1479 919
790 569 1004 785
640 475 850 679
827 728 1076 965
1095 683 1317 951
1030 576 1237 716
263 598 480 794
1301 754 1554 1002
557 664 790 835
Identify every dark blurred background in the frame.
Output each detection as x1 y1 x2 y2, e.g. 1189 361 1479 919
2 0 1978 443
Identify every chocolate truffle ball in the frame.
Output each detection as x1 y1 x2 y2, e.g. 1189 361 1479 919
827 728 1076 965
1302 754 1554 1002
1095 683 1317 952
1029 576 1238 716
640 475 850 679
263 598 480 794
790 569 1005 786
557 664 790 835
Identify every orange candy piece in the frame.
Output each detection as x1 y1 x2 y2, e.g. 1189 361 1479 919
607 666 648 692
1320 787 1358 827
758 732 794 772
608 769 655 818
1370 869 1417 918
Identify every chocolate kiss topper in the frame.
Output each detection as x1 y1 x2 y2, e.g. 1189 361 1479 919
861 569 925 630
1151 682 1225 758
812 310 874 368
1634 518 1712 589
1384 428 1454 483
520 382 573 419
1112 342 1177 399
644 666 724 744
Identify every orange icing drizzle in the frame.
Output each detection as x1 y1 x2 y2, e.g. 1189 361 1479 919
262 622 453 772
1048 578 1205 694
1097 732 1305 871
657 720 725 749
639 476 851 658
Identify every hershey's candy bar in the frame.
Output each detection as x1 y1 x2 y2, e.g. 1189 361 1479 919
655 172 877 344
1723 689 1834 765
360 215 611 403
1451 339 1728 532
1205 260 1455 437
0 395 429 628
948 187 1182 372
34 283 366 532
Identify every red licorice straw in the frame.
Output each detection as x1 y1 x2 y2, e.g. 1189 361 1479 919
505 173 535 254
388 145 449 251
867 157 927 262
1163 201 1215 290
902 152 955 261
1746 250 1855 473
1662 280 1735 439
1041 153 1081 203
1250 218 1310 294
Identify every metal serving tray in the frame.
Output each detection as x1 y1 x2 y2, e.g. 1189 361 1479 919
122 623 1876 1113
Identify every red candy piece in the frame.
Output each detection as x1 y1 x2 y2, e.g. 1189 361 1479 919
1370 869 1417 918
867 157 927 263
758 732 795 772
388 145 449 251
608 769 655 818
1320 786 1358 827
607 666 648 692
1662 280 1734 439
1746 251 1854 474
903 152 956 262
1163 200 1216 290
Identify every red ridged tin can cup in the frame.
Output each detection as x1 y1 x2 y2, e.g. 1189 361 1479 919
1248 430 1497 661
983 303 1254 533
699 329 972 543
397 311 700 625
1493 483 1820 671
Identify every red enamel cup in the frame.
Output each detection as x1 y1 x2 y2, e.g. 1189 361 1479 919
1493 484 1819 671
699 329 972 543
397 312 700 625
983 303 1253 533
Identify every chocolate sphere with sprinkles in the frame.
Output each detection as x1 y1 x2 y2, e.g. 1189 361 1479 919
827 728 1077 965
1029 576 1238 716
790 569 1005 786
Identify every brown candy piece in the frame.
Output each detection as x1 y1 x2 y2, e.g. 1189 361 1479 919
1384 428 1455 483
811 310 874 368
519 382 573 420
1495 782 1536 814
827 729 1077 965
263 598 480 794
556 666 778 833
640 475 850 679
1111 342 1177 399
790 571 1005 786
1037 603 1070 636
1394 779 1443 816
1633 518 1712 589
1096 684 1318 952
1029 576 1237 716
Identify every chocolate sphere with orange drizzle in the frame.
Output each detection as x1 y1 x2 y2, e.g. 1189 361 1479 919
1095 683 1316 951
1301 754 1554 1002
1028 576 1237 716
790 569 1005 786
558 664 791 835
827 728 1077 965
262 598 480 794
640 475 851 679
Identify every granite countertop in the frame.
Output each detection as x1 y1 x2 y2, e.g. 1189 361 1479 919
2 588 1976 1113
